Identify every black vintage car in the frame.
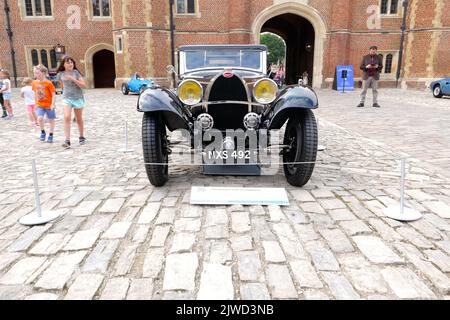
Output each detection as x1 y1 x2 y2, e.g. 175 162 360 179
138 44 318 187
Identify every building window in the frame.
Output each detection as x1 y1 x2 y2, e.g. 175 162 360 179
390 0 399 14
385 54 393 74
31 49 39 66
50 49 57 68
40 49 48 68
176 0 196 14
24 0 52 16
380 0 399 15
28 48 58 72
116 35 123 54
380 0 388 14
92 0 110 17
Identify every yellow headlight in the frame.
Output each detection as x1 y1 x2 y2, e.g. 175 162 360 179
178 80 203 105
253 79 278 104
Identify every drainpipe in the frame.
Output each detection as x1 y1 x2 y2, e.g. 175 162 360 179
169 0 176 86
396 0 409 88
3 0 18 87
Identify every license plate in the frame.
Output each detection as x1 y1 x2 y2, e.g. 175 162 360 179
207 150 252 160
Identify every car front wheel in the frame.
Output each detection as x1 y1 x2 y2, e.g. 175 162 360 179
433 85 443 98
142 113 169 186
122 83 130 95
282 109 318 187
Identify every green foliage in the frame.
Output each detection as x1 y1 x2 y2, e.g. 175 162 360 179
260 33 286 66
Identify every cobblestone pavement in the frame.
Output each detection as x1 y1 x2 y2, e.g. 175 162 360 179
0 88 450 300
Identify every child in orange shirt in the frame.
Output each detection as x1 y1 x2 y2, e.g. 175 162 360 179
32 64 56 143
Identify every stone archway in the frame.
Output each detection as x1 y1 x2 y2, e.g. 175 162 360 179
84 43 116 88
252 3 327 88
93 50 116 88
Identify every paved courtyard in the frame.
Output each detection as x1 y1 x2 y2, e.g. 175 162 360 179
0 87 450 300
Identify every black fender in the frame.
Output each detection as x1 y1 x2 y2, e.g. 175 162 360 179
266 86 318 129
137 88 191 131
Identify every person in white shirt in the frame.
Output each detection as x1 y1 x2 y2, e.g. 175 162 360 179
20 77 37 126
0 69 13 119
0 67 6 118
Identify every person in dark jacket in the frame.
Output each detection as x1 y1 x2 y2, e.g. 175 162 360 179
357 46 383 108
0 86 5 118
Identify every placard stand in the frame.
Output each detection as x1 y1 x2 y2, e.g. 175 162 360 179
383 158 422 221
19 160 60 226
118 121 134 153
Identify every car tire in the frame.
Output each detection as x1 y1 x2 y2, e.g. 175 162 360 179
433 85 443 98
282 109 318 187
142 113 169 187
122 83 130 95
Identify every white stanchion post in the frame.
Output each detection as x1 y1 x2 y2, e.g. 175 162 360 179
317 118 327 151
19 160 60 226
119 120 134 153
383 158 422 222
400 157 406 214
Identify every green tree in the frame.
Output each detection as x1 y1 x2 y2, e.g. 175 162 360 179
260 33 286 66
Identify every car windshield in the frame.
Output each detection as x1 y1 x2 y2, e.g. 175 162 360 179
185 50 261 71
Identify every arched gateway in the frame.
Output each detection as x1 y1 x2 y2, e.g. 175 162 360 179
252 3 326 88
84 43 116 88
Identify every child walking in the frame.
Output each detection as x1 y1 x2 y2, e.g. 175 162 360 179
20 78 37 127
0 70 13 119
56 56 87 149
32 65 56 143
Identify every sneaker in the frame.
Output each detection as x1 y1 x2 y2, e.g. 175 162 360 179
62 140 71 149
356 103 364 108
373 103 381 108
79 137 86 145
1 113 7 118
47 135 54 143
40 131 46 141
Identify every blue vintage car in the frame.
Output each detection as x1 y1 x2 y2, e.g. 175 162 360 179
430 77 450 98
121 73 154 95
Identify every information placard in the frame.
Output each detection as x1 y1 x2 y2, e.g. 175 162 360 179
190 186 290 206
336 65 354 92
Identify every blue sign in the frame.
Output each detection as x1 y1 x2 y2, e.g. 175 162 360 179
336 65 354 92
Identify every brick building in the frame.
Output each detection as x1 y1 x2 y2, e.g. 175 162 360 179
1 0 449 89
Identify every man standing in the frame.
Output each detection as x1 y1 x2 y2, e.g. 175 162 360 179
357 46 383 108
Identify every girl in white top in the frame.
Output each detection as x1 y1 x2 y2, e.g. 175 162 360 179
20 78 37 126
0 70 13 119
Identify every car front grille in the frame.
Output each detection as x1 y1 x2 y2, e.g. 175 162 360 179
207 75 249 131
